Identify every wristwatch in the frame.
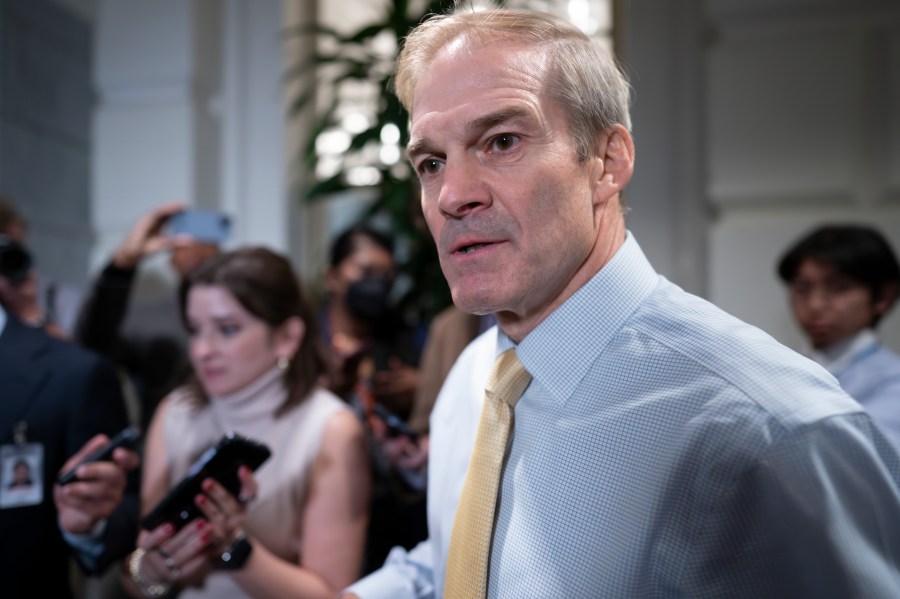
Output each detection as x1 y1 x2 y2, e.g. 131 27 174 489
219 534 253 570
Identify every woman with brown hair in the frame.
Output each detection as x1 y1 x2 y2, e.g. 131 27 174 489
123 246 370 598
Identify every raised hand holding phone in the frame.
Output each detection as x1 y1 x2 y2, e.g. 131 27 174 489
112 202 186 269
57 425 141 486
54 427 141 535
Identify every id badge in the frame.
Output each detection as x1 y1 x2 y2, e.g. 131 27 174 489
0 443 43 508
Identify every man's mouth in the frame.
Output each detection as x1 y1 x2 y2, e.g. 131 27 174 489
459 243 490 254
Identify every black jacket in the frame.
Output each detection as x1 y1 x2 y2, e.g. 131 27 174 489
0 314 137 599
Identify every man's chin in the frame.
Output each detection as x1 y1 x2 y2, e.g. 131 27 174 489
451 290 499 317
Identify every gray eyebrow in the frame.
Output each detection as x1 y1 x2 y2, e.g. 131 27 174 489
407 106 533 161
467 107 532 135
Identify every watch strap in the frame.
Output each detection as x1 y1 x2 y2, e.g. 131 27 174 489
219 534 253 570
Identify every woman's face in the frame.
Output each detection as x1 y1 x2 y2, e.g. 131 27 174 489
327 237 395 299
186 284 283 396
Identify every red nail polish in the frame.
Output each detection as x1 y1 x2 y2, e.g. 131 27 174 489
196 494 206 506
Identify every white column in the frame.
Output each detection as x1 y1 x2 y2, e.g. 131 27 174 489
92 0 215 277
220 0 290 253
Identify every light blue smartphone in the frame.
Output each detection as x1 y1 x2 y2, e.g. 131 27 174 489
168 209 231 244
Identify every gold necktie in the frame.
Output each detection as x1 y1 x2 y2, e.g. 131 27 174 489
444 349 532 599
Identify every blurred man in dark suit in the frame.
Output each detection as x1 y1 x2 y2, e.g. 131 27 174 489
0 298 139 598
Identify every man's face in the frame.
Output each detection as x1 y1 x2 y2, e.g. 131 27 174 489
789 259 881 349
408 39 613 339
13 462 30 484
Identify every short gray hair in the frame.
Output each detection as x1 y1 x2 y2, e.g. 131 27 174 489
395 8 632 162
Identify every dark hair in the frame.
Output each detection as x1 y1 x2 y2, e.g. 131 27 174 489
777 224 900 326
180 246 330 414
328 225 394 268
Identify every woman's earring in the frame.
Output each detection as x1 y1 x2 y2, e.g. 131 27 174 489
277 356 290 371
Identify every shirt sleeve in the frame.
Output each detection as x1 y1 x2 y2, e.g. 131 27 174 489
857 376 900 449
61 519 108 571
668 410 900 597
73 261 136 355
344 540 436 599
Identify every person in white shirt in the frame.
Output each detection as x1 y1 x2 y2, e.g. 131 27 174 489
778 223 900 445
344 7 900 598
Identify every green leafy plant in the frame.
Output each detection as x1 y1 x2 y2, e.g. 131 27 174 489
287 0 458 324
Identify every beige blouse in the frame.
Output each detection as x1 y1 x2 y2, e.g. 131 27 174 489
163 367 349 598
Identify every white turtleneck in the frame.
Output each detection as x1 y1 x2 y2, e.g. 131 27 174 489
208 366 289 431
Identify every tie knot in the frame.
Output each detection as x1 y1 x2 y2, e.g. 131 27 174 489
486 349 532 409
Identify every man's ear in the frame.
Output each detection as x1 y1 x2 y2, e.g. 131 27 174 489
593 124 635 204
275 316 305 359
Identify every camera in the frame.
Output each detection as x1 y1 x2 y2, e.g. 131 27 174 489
0 235 32 284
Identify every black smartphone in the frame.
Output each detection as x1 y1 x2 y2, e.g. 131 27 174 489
57 425 142 486
373 403 418 443
140 432 271 532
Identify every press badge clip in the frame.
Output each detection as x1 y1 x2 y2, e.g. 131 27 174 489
13 421 27 445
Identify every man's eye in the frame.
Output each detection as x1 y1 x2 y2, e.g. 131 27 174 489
827 282 853 294
490 134 519 152
419 158 442 175
790 283 812 296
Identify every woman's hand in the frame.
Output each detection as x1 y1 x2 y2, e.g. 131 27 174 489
195 466 259 552
138 519 216 588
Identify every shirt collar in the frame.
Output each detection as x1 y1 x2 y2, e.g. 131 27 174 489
499 232 659 404
807 329 879 375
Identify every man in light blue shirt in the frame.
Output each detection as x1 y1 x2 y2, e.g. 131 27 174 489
346 7 900 598
778 224 900 448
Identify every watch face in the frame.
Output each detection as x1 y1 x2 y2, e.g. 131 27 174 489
220 536 252 570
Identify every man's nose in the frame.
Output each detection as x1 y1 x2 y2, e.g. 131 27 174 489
436 158 492 219
806 288 829 311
